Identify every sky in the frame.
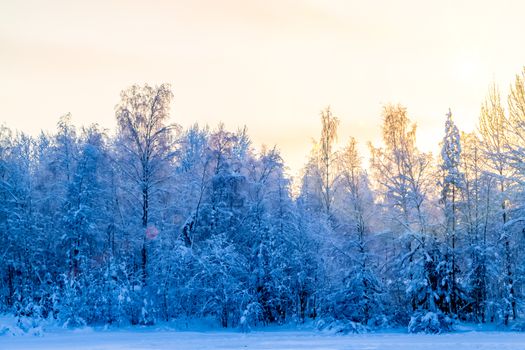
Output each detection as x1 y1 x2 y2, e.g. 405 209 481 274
2 0 525 175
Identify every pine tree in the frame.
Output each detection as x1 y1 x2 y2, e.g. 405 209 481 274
439 109 464 316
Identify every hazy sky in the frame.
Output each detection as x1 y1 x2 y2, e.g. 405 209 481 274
2 0 525 174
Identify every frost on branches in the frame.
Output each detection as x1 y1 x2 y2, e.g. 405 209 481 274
3 74 525 334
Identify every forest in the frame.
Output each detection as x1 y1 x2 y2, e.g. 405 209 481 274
3 68 525 334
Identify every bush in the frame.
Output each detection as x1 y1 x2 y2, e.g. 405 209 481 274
0 316 45 337
316 317 368 334
408 311 454 334
510 320 525 331
239 302 263 333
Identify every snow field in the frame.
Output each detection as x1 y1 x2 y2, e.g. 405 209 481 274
3 330 525 350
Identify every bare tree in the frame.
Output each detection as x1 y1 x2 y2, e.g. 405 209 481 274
315 106 339 219
115 83 177 284
479 85 516 324
370 104 434 314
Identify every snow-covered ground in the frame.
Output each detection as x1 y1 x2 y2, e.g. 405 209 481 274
3 328 525 350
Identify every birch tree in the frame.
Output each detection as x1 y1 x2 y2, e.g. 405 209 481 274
114 83 177 285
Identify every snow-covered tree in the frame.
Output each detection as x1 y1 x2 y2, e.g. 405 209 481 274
306 106 340 220
439 109 465 316
325 137 383 326
479 85 516 324
114 83 176 286
370 104 442 330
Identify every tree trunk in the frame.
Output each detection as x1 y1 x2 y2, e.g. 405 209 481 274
141 185 148 285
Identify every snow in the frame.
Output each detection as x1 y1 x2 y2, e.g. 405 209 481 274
3 329 525 350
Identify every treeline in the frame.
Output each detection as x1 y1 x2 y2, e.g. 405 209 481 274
2 69 525 332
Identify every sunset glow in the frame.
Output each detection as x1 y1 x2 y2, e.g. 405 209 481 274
2 0 525 173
